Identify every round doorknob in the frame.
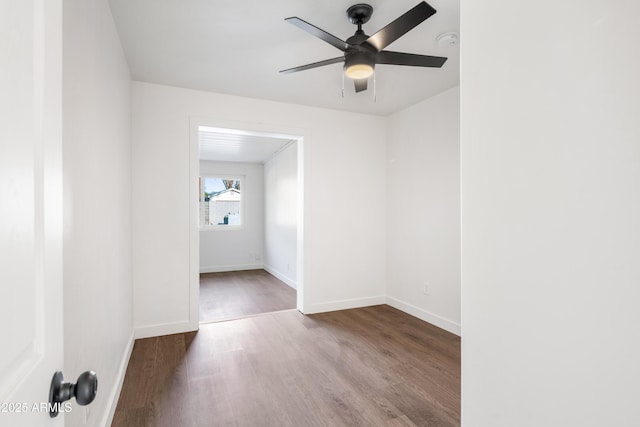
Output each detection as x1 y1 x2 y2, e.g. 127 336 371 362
49 370 98 417
74 371 98 405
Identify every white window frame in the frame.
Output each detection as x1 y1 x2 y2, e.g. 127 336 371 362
199 174 245 231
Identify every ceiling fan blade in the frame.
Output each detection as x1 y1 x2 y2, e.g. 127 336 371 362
354 78 368 93
377 51 447 67
366 2 436 51
279 57 345 74
285 17 350 51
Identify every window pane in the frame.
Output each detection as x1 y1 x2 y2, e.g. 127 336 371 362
200 177 242 226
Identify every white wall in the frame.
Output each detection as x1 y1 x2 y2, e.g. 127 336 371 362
199 161 264 272
461 1 640 426
264 142 298 288
63 0 132 425
386 86 460 335
132 82 387 335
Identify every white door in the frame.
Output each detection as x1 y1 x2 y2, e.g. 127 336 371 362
0 0 64 425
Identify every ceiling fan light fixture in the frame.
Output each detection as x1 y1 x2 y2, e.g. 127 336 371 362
344 51 375 79
345 63 374 79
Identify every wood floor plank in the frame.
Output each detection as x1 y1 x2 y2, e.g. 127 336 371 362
113 305 460 426
199 270 296 323
150 333 192 427
114 337 158 411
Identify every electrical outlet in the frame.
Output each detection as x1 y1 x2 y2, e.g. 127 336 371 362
255 253 261 261
423 282 431 295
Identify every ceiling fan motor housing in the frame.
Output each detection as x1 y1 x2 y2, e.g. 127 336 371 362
344 32 377 78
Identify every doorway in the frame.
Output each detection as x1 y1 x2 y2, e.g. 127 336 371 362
189 121 305 325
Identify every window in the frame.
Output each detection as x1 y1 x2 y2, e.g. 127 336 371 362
199 176 243 228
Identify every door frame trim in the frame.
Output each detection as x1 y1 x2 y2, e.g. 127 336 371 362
188 117 308 330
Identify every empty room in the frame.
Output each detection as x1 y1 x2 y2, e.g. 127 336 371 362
3 1 640 427
197 126 300 323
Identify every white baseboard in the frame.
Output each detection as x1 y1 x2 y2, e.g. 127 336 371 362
263 264 297 289
306 295 386 314
101 331 135 427
200 263 263 273
385 296 461 336
134 320 197 339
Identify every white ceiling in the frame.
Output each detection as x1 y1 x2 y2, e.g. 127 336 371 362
108 0 460 116
199 127 295 163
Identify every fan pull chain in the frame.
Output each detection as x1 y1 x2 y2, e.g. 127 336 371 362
341 71 345 98
373 71 377 103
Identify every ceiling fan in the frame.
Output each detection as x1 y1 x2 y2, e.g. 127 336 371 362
280 1 447 93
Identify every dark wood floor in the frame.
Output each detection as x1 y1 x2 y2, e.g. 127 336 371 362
199 270 296 323
112 305 460 427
